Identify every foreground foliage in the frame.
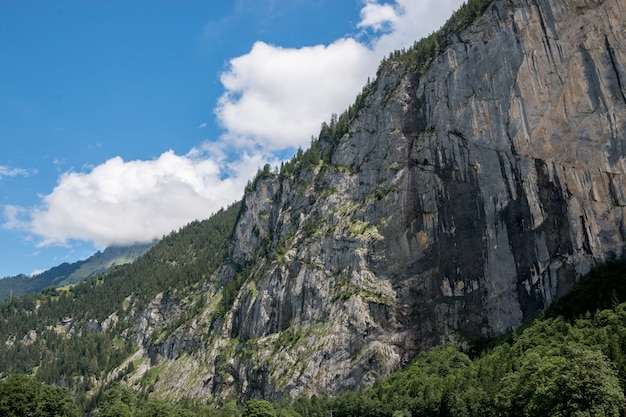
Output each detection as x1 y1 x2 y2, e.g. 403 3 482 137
0 374 78 417
2 258 626 416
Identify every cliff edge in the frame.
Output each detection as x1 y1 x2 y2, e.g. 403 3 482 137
131 0 626 401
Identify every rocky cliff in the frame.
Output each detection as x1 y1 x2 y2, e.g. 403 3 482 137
125 0 626 402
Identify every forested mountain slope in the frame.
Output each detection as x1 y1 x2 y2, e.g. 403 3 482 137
0 243 154 302
0 0 625 409
4 256 626 417
0 203 241 407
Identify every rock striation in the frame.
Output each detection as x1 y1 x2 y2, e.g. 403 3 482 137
137 0 626 402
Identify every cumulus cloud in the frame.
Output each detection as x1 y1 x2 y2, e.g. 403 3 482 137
216 0 464 151
5 149 269 247
215 39 377 151
6 0 465 249
358 1 399 32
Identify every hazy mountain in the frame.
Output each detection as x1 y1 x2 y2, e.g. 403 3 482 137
0 243 154 302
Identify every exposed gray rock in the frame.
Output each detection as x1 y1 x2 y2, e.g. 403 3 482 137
140 0 626 402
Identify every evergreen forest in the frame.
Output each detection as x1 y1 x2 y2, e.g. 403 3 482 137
2 257 626 416
1 0 624 415
0 201 242 409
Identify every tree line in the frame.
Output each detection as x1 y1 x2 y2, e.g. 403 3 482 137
2 257 626 416
0 202 242 407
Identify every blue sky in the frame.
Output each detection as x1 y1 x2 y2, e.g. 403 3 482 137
0 0 464 278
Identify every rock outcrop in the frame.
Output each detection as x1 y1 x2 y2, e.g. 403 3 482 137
138 0 626 402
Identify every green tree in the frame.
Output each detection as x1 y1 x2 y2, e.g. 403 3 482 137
498 343 625 417
216 400 242 417
0 374 78 417
277 407 302 417
135 399 176 417
38 384 79 417
0 374 41 417
99 382 137 417
243 399 276 417
103 401 132 417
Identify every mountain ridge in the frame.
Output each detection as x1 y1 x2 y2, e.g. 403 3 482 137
0 0 625 409
0 243 154 302
160 0 626 400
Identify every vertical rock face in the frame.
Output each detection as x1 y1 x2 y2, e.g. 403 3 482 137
148 0 626 402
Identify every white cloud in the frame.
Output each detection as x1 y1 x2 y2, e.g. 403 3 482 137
6 0 466 249
216 0 464 152
3 205 28 230
369 0 466 57
358 1 399 32
0 165 36 179
215 39 377 151
5 149 267 247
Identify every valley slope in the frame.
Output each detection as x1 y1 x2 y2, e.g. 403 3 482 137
0 243 154 302
0 0 625 406
166 0 626 400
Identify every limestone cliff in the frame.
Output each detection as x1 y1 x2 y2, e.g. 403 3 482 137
130 0 626 402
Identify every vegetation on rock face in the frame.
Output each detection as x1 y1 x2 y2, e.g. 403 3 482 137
0 202 241 409
545 255 626 321
0 244 155 302
1 257 626 416
1 0 624 415
378 0 493 75
281 259 626 417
